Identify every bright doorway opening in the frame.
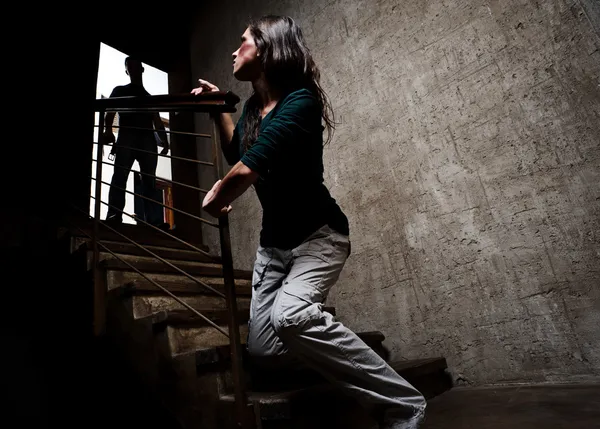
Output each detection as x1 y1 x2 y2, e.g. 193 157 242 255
91 43 172 226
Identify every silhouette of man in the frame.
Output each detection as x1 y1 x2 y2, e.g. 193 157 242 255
103 57 169 228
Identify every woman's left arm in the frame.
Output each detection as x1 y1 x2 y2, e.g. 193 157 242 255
202 162 259 217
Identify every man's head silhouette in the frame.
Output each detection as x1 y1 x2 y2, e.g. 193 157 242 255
124 57 144 82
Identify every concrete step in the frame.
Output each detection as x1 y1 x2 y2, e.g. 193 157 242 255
97 252 253 280
105 279 251 319
62 217 210 252
129 292 251 320
71 236 220 264
119 275 251 294
150 308 251 356
163 321 247 356
105 271 252 295
152 308 251 329
149 308 251 356
390 357 452 400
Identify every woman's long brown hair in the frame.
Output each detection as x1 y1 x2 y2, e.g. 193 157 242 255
242 15 335 151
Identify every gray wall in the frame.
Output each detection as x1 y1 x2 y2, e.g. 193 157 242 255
190 0 600 386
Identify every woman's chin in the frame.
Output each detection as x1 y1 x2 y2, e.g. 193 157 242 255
234 73 250 82
233 68 258 82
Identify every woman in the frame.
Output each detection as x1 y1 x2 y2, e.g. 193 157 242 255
192 15 426 429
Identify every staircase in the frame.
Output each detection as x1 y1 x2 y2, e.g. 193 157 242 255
58 221 452 429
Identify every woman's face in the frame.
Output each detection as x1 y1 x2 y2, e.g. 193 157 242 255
232 27 262 81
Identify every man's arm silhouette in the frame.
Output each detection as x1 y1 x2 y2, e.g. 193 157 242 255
103 111 117 145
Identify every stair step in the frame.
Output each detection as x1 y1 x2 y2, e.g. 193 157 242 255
355 330 385 344
159 323 248 356
389 357 447 379
118 292 252 320
127 277 252 296
219 357 448 421
73 236 220 263
151 308 251 356
64 217 210 252
152 308 250 330
390 357 452 400
106 271 252 294
98 253 253 280
148 309 250 355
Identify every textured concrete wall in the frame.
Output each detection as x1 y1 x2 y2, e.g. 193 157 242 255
190 0 600 386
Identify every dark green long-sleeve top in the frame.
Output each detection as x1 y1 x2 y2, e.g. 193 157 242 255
224 88 349 249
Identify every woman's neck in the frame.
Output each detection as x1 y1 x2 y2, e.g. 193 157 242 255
253 75 280 116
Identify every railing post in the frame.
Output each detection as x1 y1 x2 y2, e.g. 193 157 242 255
211 116 254 428
93 110 106 336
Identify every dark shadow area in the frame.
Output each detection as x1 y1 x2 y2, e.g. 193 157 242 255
1 214 181 429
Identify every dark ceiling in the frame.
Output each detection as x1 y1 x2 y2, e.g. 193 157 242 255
94 5 198 72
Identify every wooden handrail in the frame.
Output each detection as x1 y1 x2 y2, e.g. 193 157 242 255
93 91 240 113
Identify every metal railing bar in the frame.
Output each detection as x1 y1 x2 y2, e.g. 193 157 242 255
65 217 228 337
92 142 214 167
87 195 215 259
93 159 210 194
90 176 219 228
83 198 227 300
94 124 212 139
